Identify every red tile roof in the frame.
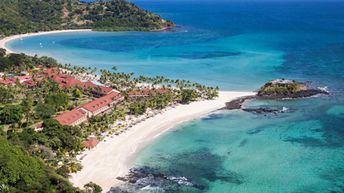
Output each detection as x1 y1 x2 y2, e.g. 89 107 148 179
82 92 123 113
54 108 87 126
43 68 113 95
0 78 16 85
83 137 99 149
22 80 35 87
80 81 96 89
80 81 113 95
93 85 113 95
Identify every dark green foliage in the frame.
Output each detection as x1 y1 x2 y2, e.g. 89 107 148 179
35 92 69 119
84 182 102 193
0 0 175 36
0 53 58 72
0 86 15 104
258 80 306 96
129 101 147 115
42 119 83 152
148 93 173 109
0 57 11 71
21 94 33 123
180 89 198 104
0 48 6 57
8 53 27 66
0 137 80 193
35 99 56 119
0 105 23 124
45 92 69 110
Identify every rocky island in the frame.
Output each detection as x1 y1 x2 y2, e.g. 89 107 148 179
257 79 328 99
224 79 328 111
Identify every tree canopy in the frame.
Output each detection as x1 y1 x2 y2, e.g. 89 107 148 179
0 0 175 36
0 137 80 192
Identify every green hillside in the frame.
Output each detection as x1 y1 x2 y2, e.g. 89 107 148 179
0 137 80 192
0 0 175 36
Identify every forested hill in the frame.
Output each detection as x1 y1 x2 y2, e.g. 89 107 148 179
0 0 175 36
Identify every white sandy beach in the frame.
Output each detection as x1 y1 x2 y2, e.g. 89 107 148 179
0 29 91 53
70 91 255 192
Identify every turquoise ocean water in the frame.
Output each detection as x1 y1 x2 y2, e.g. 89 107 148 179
7 0 344 192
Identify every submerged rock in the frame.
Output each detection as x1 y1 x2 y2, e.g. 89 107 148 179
242 107 288 114
110 167 198 193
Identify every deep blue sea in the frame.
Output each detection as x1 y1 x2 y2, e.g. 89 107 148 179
7 0 344 192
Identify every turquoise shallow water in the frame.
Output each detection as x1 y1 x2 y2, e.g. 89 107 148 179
7 0 344 192
135 97 344 192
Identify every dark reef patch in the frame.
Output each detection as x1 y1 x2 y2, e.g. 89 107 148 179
164 148 244 187
201 113 226 121
246 126 266 135
110 148 244 193
283 136 326 147
239 138 248 147
282 112 344 148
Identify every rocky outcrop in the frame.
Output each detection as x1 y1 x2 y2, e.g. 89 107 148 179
257 79 328 99
109 167 201 193
223 96 255 110
222 79 328 111
242 107 288 114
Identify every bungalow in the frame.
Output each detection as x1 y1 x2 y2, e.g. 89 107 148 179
82 91 124 117
83 137 99 149
79 81 113 96
54 108 88 126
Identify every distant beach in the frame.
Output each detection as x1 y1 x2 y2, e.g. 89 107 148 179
0 29 92 54
70 91 255 192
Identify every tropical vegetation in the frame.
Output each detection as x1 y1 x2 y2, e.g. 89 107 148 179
0 0 175 36
0 49 219 192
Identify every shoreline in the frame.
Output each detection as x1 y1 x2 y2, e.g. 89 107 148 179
69 91 255 192
0 29 92 54
0 26 173 54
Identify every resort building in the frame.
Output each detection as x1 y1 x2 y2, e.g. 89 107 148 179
54 108 88 126
54 91 124 126
43 67 114 96
78 81 113 97
82 91 125 117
